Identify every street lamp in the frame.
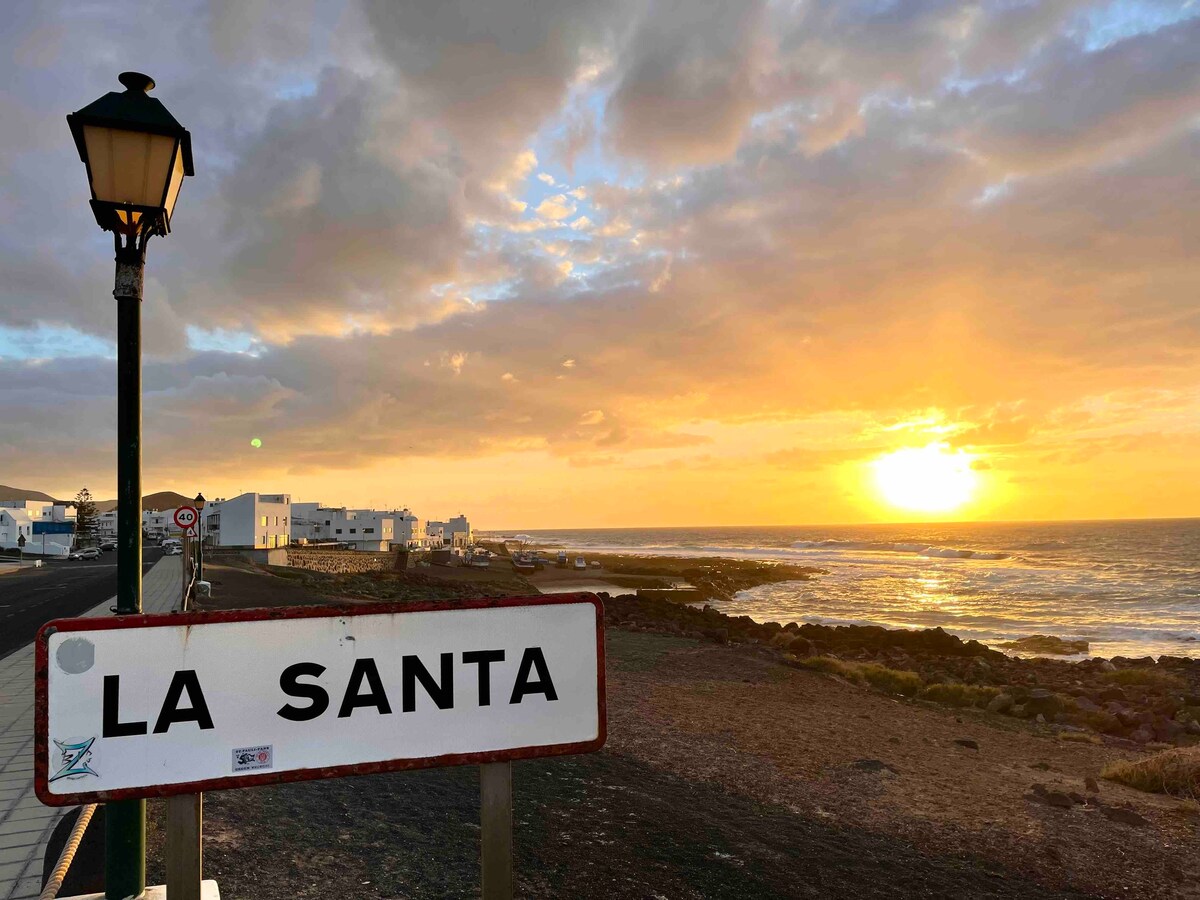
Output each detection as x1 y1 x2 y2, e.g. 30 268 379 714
69 72 193 900
194 492 206 584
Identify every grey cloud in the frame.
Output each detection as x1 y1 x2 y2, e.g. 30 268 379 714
945 17 1200 174
606 0 767 166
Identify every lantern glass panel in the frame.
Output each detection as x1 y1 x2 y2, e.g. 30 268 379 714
163 145 187 221
82 125 178 209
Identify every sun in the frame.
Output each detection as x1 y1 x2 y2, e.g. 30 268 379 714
871 443 980 514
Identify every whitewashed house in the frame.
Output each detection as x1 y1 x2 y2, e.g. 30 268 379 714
97 510 119 540
0 508 34 550
143 509 178 541
304 507 392 551
1 500 75 554
426 515 471 547
202 493 291 549
426 522 446 546
389 509 427 548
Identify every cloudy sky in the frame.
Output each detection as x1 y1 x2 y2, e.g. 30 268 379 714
1 0 1197 527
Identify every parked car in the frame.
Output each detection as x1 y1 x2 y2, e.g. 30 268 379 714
68 548 101 560
165 545 183 556
99 541 116 551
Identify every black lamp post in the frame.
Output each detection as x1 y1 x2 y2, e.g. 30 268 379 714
68 72 193 900
194 492 206 584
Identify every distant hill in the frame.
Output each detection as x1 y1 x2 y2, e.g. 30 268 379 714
0 485 192 512
94 491 194 513
0 484 56 502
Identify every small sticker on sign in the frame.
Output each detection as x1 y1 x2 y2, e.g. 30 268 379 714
232 745 273 772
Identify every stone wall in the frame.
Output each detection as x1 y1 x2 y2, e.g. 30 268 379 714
283 548 397 575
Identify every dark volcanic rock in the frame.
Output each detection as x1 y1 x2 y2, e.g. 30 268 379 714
1102 806 1149 827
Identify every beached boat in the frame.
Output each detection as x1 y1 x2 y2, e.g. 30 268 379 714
574 556 587 570
465 550 490 568
512 552 541 572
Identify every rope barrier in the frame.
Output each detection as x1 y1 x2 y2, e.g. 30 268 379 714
38 803 97 900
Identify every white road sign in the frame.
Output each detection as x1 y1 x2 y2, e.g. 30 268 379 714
35 595 605 804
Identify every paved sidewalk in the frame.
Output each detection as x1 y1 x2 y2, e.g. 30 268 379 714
0 557 183 900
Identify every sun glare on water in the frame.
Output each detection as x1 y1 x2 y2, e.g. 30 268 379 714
871 443 980 514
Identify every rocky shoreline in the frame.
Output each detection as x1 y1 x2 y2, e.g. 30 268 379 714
603 592 1200 751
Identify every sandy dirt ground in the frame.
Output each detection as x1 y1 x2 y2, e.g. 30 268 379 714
141 627 1198 898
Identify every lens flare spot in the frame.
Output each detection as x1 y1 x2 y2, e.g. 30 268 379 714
250 438 262 449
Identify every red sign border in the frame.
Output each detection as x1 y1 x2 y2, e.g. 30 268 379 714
172 506 198 530
34 592 606 806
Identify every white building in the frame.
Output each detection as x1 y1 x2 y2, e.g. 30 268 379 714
97 510 119 540
0 500 76 523
427 515 471 548
289 502 325 543
295 506 395 551
202 493 292 549
1 500 75 555
143 509 180 541
0 508 34 551
385 509 427 548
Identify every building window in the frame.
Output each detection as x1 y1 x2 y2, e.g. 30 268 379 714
260 516 267 527
364 528 375 534
335 529 342 535
283 516 288 525
325 520 331 526
350 528 357 534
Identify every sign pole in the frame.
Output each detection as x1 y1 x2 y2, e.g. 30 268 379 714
181 528 190 607
480 762 513 900
165 793 203 900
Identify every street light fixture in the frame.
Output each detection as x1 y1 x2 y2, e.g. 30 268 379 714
69 72 193 900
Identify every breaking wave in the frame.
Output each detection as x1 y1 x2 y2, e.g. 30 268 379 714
790 539 1009 561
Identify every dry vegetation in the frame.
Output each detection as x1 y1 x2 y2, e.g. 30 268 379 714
1104 747 1200 799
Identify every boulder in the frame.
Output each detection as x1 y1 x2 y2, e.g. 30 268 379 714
954 738 980 750
1029 784 1076 808
1130 725 1155 744
986 693 1014 714
996 635 1089 656
1025 688 1065 719
1074 696 1102 714
786 635 814 657
1102 806 1148 827
1153 718 1185 743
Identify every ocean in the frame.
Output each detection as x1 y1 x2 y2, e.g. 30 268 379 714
482 520 1200 660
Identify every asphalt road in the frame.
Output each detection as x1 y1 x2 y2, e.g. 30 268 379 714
0 548 162 659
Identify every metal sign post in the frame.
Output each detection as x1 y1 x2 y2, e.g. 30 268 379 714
181 528 190 606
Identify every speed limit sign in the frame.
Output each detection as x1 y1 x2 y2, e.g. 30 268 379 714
173 506 198 530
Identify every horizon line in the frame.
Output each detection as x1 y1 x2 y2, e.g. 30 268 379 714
480 514 1200 532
